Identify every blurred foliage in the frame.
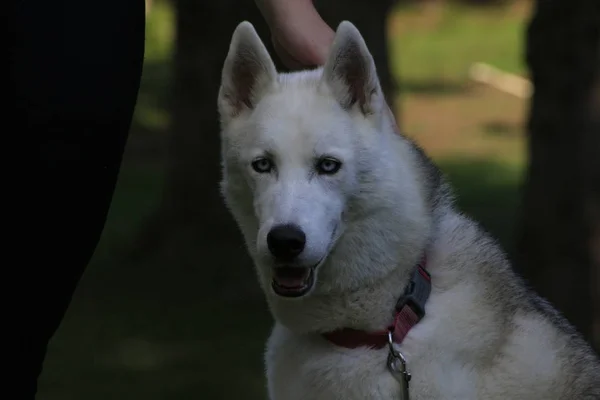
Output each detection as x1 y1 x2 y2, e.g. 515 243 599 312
145 1 175 62
390 1 527 84
132 0 175 133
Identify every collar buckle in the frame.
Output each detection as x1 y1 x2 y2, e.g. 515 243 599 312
395 263 431 321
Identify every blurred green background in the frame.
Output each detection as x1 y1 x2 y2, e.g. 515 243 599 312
37 0 536 398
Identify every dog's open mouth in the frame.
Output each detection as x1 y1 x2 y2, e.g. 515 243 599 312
270 226 338 298
271 267 315 297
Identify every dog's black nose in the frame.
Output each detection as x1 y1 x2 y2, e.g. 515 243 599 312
267 224 306 261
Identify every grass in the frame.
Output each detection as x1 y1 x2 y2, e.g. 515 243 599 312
389 1 529 84
37 2 531 399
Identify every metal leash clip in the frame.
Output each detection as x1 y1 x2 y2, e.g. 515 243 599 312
387 330 411 400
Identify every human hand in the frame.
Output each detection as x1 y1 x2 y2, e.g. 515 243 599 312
256 0 335 70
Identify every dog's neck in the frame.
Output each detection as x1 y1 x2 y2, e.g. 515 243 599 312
266 261 417 334
266 204 434 335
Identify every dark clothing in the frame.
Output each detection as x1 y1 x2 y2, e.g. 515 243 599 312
10 0 145 397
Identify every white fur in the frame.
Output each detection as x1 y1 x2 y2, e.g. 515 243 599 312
218 21 600 400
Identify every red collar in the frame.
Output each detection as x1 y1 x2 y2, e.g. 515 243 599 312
322 258 431 350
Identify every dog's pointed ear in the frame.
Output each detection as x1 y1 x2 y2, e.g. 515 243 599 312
218 21 277 122
321 21 382 115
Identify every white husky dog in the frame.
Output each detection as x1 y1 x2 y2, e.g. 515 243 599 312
217 20 600 400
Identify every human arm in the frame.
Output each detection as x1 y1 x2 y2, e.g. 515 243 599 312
254 0 335 69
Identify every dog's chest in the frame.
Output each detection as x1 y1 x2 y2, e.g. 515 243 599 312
265 324 477 400
266 324 400 400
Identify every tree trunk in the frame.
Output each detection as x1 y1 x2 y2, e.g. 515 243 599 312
126 1 266 293
517 0 600 351
588 69 600 350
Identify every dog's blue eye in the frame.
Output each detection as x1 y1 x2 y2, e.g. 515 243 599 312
316 158 342 175
251 157 273 173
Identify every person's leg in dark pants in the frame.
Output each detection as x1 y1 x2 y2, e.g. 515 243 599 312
10 0 145 397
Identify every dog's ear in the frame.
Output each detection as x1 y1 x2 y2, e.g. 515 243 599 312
321 21 382 115
218 21 277 122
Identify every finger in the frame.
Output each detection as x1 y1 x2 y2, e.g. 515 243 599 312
271 35 308 71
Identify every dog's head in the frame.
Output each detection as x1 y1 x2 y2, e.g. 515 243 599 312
218 21 429 304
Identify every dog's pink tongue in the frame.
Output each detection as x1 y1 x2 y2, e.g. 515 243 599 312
273 267 310 288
